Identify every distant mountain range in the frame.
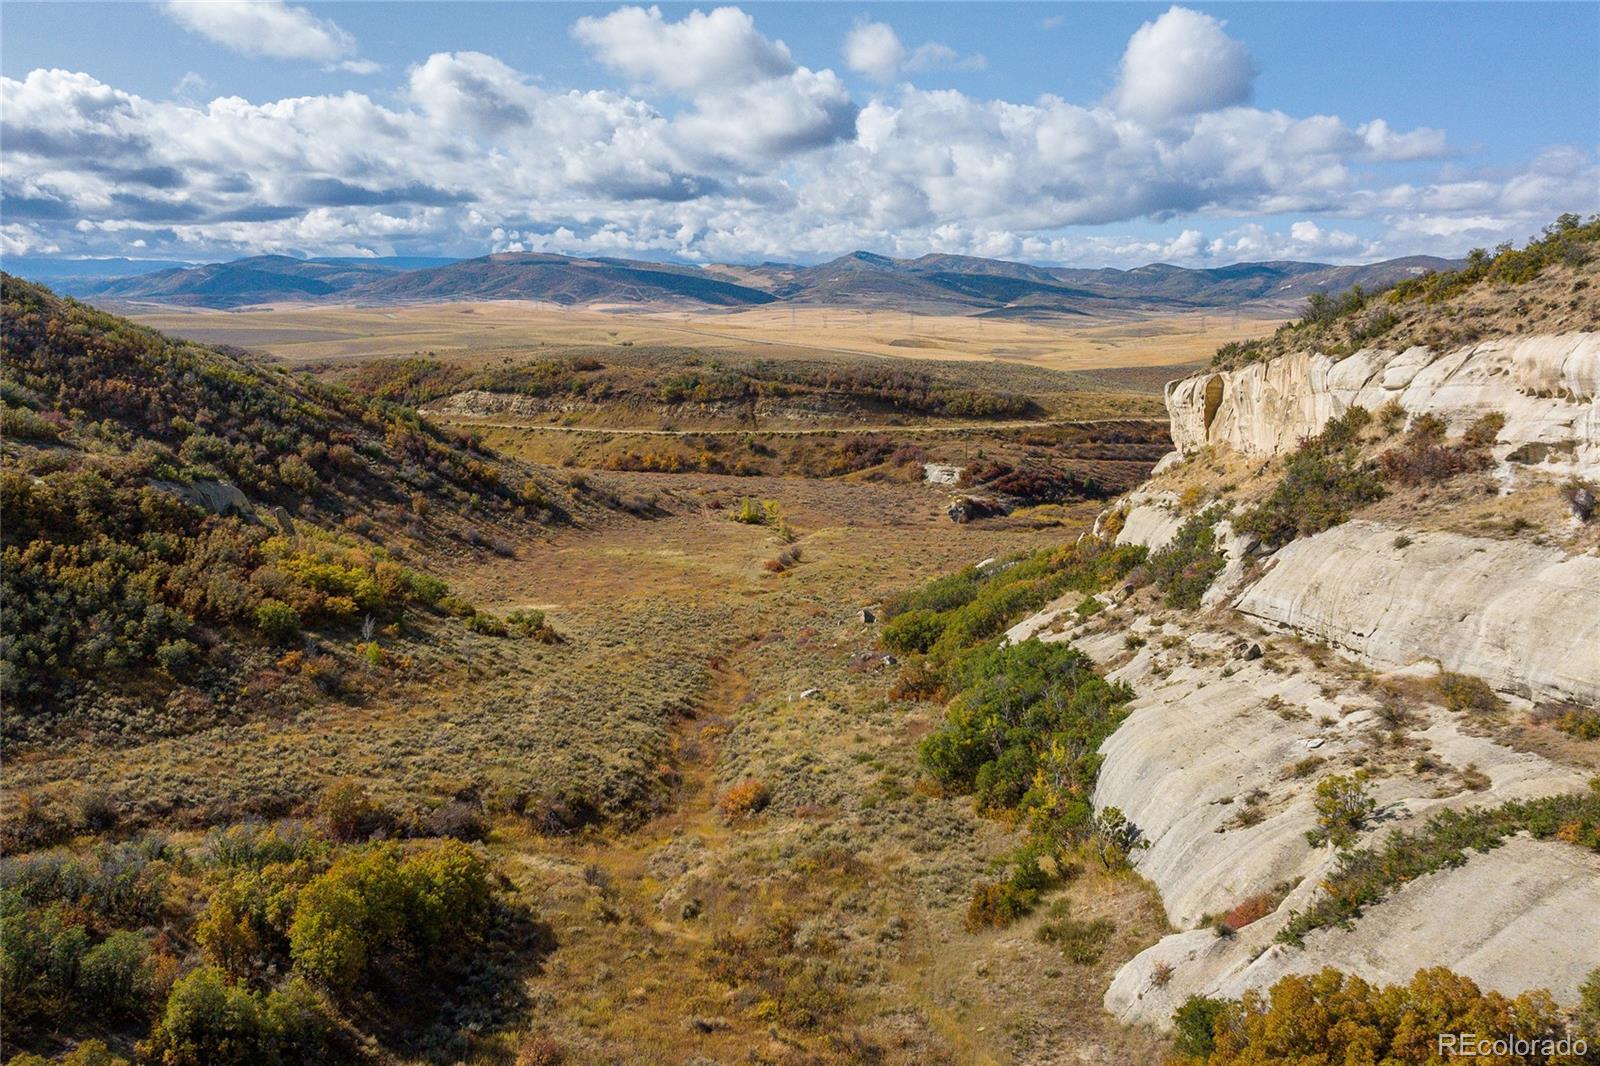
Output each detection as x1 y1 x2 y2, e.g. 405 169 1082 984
8 249 1460 316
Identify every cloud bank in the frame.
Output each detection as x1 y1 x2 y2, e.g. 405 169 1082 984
1 4 1591 266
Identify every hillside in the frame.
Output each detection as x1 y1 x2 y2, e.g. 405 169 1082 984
54 255 458 307
22 248 1462 316
345 252 779 307
1211 214 1600 368
0 275 579 746
0 223 1593 1066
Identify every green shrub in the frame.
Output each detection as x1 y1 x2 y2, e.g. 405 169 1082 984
144 967 339 1066
1172 995 1228 1058
1436 672 1503 714
1278 781 1600 945
315 782 385 843
288 839 490 996
1235 410 1384 549
1092 806 1148 868
880 608 948 655
1146 507 1226 608
5 1040 128 1066
1556 707 1600 740
151 966 274 1065
1035 913 1115 964
78 930 153 1018
1580 967 1600 1038
507 608 560 642
464 611 510 636
253 599 302 644
1306 773 1376 849
883 569 980 617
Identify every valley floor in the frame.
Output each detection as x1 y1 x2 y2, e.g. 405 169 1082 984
446 472 1174 1064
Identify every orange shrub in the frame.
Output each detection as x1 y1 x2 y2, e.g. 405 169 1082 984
1221 892 1275 931
717 778 770 821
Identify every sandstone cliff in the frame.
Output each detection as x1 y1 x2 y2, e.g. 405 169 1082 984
1165 332 1599 477
1007 332 1600 1028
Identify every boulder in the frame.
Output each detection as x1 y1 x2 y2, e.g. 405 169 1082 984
149 478 254 520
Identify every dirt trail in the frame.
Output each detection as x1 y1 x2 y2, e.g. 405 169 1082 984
664 649 754 829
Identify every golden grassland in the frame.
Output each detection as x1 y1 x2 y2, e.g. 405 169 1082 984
4 304 1189 1062
459 473 1173 1064
7 463 1174 1063
123 300 1279 373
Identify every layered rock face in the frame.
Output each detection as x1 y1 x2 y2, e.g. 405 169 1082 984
1141 333 1600 706
1005 332 1600 1029
1166 332 1600 477
1237 520 1600 705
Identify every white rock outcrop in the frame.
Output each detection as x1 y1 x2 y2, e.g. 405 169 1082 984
1167 332 1600 477
1235 520 1600 705
1107 836 1600 1026
1007 332 1600 1029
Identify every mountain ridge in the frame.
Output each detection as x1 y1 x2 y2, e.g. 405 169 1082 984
12 248 1462 316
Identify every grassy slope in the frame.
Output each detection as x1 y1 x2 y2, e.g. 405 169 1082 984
1211 213 1600 369
0 275 583 748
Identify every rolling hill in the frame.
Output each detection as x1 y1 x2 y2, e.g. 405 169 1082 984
76 254 453 308
12 248 1461 315
344 251 780 307
0 274 578 739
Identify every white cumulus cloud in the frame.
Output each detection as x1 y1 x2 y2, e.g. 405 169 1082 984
572 5 794 94
1111 6 1256 123
0 5 1589 267
161 1 359 63
844 19 985 83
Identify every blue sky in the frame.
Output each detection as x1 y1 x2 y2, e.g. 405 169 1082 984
2 2 1596 266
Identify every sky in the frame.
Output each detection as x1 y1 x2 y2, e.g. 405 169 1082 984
2 1 1597 268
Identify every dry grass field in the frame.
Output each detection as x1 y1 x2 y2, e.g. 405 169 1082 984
124 300 1278 373
6 462 1175 1063
6 289 1186 1063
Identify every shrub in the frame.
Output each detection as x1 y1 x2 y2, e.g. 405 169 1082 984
6 1041 129 1066
1306 773 1376 849
1220 892 1276 931
1277 782 1600 945
1462 411 1506 448
1377 415 1491 485
1580 967 1600 1039
1172 995 1228 1058
964 880 1035 931
1376 399 1407 434
315 782 385 843
143 968 340 1066
880 609 948 655
920 639 1127 816
464 610 510 636
1437 672 1504 714
1185 967 1580 1065
143 967 273 1066
731 497 781 526
717 779 770 821
1555 706 1600 740
1035 913 1115 964
288 839 491 995
253 599 302 644
78 930 154 1018
1092 806 1147 869
1235 411 1384 549
507 608 560 642
1146 507 1226 609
